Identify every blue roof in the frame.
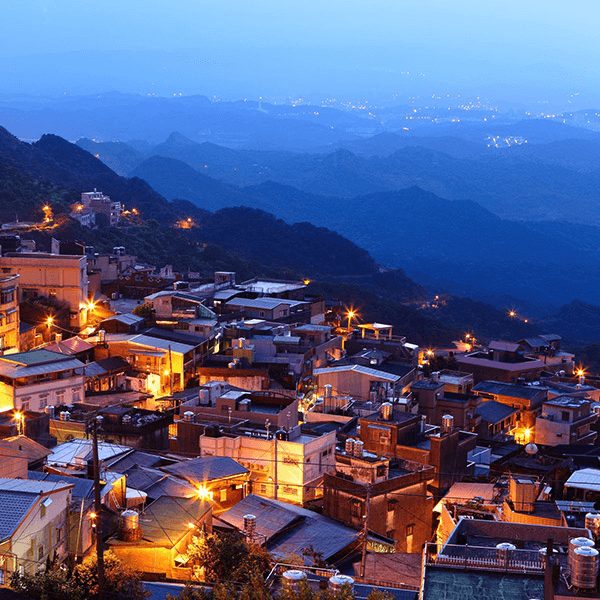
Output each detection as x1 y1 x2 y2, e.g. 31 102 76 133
162 456 249 484
220 494 360 562
476 400 519 424
0 490 37 541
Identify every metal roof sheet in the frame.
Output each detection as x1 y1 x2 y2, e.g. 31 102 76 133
219 494 359 561
0 490 38 541
472 381 546 400
161 456 248 484
475 400 519 424
47 439 132 467
314 364 400 383
565 468 600 492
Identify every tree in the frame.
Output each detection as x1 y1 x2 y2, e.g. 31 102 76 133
184 532 272 584
10 551 148 600
132 302 154 319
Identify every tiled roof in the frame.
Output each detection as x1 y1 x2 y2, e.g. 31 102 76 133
0 490 38 541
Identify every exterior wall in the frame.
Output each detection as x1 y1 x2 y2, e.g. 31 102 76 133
199 430 337 506
0 275 19 353
0 254 89 329
535 412 597 446
315 369 399 401
323 473 433 553
502 501 562 526
0 441 27 478
0 373 85 413
10 487 72 576
196 369 269 391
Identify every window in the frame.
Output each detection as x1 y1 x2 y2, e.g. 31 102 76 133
376 466 386 477
72 388 81 402
386 529 396 539
561 411 570 422
1 290 14 304
406 523 415 537
351 500 363 518
38 545 44 561
220 489 227 503
56 527 62 542
387 499 397 512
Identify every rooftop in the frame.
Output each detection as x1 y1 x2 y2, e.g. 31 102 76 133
545 395 591 408
161 456 249 484
476 400 519 424
219 494 360 562
473 380 546 400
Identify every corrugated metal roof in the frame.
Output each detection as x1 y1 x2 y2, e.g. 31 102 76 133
475 400 519 424
314 364 400 382
472 381 546 400
565 468 600 492
142 496 210 546
47 439 132 467
444 482 496 503
162 456 248 484
130 334 196 355
220 494 360 561
0 354 85 378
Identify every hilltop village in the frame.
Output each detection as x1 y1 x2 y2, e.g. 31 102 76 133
2 193 600 599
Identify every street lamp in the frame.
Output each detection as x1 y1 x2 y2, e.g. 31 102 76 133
347 309 356 331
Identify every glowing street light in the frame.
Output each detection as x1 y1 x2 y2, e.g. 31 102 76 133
346 309 357 331
508 310 516 318
46 316 54 327
197 485 212 501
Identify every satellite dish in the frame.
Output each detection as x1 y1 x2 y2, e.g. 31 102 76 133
525 443 538 455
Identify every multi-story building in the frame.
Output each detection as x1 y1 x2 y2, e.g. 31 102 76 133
535 396 597 446
197 423 337 506
0 478 74 579
323 446 434 553
80 189 122 226
0 349 86 412
0 253 89 330
0 274 19 354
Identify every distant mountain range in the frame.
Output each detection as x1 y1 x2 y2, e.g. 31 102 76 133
80 135 600 311
4 124 600 347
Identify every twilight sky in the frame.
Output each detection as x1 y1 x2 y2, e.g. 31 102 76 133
1 0 599 104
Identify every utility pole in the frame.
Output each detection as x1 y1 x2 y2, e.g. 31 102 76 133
360 483 372 578
168 344 174 395
92 416 105 596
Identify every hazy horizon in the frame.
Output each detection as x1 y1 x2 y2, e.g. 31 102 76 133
2 1 600 108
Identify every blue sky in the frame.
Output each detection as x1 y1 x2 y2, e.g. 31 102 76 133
1 1 598 103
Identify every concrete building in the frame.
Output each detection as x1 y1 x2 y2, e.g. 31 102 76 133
535 396 597 446
198 423 337 506
0 478 74 579
323 446 434 553
355 406 477 497
80 189 122 226
0 274 19 354
0 349 86 413
0 253 90 330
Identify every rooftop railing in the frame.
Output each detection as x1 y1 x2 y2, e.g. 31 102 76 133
425 542 545 574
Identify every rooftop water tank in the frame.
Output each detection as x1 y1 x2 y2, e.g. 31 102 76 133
496 542 516 562
59 411 70 422
345 438 355 455
244 514 256 539
353 440 364 458
45 405 55 418
442 414 454 434
183 411 195 423
118 509 142 541
282 570 306 593
381 402 393 421
586 513 600 540
572 546 599 589
329 575 354 595
569 537 595 574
